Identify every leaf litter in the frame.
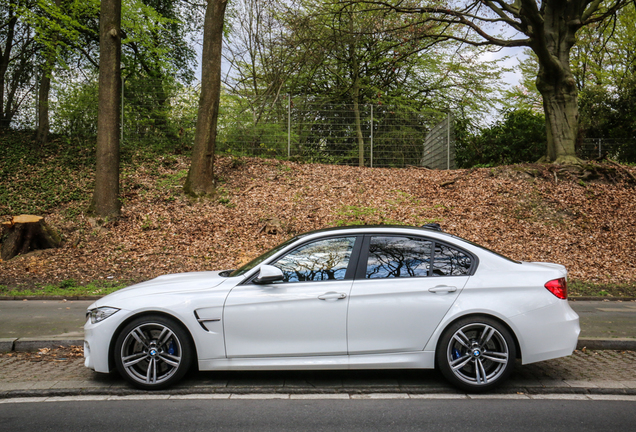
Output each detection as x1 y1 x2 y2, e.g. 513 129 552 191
1 157 635 290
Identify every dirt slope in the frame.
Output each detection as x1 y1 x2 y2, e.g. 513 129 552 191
1 157 635 289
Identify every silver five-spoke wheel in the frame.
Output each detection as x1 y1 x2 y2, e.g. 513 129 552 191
437 317 516 392
114 315 192 390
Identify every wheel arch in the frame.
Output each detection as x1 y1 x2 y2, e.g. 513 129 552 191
433 313 522 369
108 311 199 372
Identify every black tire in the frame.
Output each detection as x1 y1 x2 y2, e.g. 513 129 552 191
437 316 516 392
114 314 193 390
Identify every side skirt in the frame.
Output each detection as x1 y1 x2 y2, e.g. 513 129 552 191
198 351 436 371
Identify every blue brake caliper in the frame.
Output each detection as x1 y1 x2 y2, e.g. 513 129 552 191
167 341 175 355
452 348 461 360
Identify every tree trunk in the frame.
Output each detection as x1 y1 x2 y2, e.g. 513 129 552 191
0 8 18 129
90 0 122 218
35 0 61 146
184 0 228 197
352 82 365 167
537 71 580 163
1 215 61 261
35 71 52 145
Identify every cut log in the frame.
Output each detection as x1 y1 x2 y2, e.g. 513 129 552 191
1 215 61 261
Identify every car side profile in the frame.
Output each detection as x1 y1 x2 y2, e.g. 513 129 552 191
84 225 580 392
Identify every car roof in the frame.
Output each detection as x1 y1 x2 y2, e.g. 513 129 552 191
298 224 452 238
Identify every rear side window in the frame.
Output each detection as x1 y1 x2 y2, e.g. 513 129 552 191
366 236 432 279
433 243 472 276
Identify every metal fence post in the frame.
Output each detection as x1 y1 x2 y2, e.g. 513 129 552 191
287 94 291 159
370 104 374 168
598 138 602 159
447 113 450 170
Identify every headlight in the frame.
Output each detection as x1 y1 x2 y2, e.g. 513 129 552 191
87 307 120 324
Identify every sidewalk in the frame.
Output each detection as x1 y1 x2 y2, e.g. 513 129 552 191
0 299 635 398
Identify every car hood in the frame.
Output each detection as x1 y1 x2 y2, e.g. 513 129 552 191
91 271 231 308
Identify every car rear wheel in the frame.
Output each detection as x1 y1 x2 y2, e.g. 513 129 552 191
437 317 516 392
114 315 192 390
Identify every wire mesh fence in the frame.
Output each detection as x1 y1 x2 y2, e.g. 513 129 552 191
578 138 636 162
216 95 450 168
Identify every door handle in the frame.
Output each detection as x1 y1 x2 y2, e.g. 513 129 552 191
428 285 457 293
318 292 347 300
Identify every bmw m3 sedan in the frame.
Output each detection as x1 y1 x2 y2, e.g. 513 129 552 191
84 224 580 392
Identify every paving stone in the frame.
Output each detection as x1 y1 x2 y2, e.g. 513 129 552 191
587 394 636 401
408 394 468 399
350 393 409 399
169 394 232 399
290 394 350 399
529 394 589 400
0 397 48 404
230 393 289 399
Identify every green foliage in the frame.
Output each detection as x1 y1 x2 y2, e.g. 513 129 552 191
455 110 547 168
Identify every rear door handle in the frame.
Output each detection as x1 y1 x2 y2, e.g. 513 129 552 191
318 292 347 300
428 285 457 294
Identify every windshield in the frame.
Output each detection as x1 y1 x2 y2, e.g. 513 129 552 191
228 235 303 277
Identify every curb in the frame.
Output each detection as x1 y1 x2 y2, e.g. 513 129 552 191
577 338 636 350
0 338 83 353
2 386 636 400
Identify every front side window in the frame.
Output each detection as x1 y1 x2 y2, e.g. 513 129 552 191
273 237 356 282
433 244 472 276
366 236 432 279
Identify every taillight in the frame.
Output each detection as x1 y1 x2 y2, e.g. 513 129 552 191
545 278 567 299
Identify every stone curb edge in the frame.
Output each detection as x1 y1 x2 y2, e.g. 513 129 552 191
2 386 635 400
3 338 636 353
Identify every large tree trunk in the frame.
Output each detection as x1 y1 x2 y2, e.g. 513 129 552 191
90 0 122 218
537 70 580 163
184 0 228 197
530 2 584 164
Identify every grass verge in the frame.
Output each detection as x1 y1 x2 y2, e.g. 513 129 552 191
569 280 636 298
0 279 130 298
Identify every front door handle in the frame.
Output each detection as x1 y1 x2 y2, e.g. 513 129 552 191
428 285 457 294
318 292 347 300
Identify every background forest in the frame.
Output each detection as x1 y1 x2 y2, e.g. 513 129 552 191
1 1 636 296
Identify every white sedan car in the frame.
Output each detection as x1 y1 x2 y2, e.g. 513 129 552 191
84 225 579 392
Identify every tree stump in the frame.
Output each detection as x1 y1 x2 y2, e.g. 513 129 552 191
1 215 61 261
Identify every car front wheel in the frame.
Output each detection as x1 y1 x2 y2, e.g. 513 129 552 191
114 315 192 390
437 317 516 392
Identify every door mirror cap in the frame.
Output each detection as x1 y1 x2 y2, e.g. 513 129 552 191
254 264 284 284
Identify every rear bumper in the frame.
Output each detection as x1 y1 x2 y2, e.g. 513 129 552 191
509 299 580 365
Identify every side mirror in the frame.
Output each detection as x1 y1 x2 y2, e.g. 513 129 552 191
254 264 284 284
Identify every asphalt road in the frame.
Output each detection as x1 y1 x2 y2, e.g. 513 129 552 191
0 299 635 339
1 398 635 432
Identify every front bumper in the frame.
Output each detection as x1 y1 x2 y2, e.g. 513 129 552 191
84 308 133 373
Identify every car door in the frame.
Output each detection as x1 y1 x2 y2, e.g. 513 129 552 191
223 235 360 358
347 235 473 354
